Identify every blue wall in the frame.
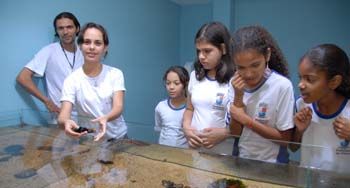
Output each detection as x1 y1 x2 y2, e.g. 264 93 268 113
179 3 212 66
213 0 233 30
1 0 180 135
233 0 350 95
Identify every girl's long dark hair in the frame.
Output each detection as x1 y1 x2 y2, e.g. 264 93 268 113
194 22 234 84
231 25 289 77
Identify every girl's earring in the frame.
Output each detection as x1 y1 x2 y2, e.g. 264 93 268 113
266 60 270 69
264 61 272 78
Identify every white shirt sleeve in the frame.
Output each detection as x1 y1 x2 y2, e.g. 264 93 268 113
187 71 196 95
60 75 76 105
225 78 234 126
25 45 52 77
275 82 295 131
154 103 162 132
112 68 126 92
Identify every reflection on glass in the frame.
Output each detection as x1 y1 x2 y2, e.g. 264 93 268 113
0 109 349 187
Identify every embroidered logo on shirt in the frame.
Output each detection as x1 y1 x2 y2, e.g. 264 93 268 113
336 140 350 155
255 102 270 123
216 93 224 105
258 102 268 118
212 93 225 110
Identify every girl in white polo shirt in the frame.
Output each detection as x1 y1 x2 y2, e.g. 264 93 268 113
182 22 234 154
228 25 294 163
155 66 189 148
291 44 350 173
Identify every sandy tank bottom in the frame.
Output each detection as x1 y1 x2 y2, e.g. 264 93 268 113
0 126 294 188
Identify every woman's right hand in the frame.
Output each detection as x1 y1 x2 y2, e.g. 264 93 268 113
64 119 87 138
184 128 203 149
294 107 312 133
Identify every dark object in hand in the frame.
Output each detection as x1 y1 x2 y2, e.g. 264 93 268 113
74 126 95 133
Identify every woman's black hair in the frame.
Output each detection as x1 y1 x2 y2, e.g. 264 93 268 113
301 44 350 98
53 12 80 37
163 66 190 97
231 25 289 77
194 22 234 84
